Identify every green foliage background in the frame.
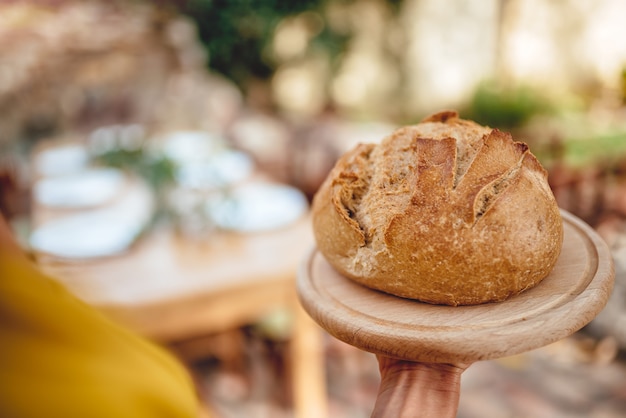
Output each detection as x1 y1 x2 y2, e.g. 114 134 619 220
175 0 338 87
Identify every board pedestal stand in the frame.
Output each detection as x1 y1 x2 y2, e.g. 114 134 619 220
297 210 615 417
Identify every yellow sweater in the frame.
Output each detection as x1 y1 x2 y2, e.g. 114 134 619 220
0 220 200 417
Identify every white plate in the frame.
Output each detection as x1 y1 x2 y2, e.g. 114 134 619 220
175 150 254 189
161 131 226 163
30 213 141 259
210 182 308 233
35 144 89 177
34 168 124 208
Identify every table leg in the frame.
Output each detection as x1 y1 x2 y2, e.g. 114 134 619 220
291 302 328 418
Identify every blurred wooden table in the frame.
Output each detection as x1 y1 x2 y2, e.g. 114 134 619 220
36 216 313 339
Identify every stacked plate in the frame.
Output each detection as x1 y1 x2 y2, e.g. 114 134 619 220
30 142 154 259
30 183 154 260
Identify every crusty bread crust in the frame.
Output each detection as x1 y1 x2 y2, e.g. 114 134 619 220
312 111 563 305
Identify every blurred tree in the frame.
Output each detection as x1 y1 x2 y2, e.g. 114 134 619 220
460 81 553 130
173 0 348 91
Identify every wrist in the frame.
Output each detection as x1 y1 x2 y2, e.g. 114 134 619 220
372 358 466 418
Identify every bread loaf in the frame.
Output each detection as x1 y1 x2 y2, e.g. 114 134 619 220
312 111 563 306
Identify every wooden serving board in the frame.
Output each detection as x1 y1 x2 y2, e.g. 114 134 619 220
297 210 615 363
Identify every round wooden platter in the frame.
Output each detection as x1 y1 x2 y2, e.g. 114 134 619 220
297 210 615 363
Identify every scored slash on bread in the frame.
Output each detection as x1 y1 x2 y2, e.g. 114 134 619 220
312 111 563 306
